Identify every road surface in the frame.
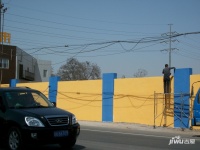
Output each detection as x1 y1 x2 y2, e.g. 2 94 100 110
0 121 200 150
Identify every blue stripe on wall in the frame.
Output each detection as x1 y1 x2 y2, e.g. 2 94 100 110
49 76 60 104
174 68 192 128
102 73 117 122
10 79 18 87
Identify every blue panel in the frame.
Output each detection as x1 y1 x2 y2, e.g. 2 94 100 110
191 118 195 126
174 68 192 128
102 73 117 122
193 88 200 126
174 68 192 94
195 118 200 126
9 79 18 87
48 76 60 104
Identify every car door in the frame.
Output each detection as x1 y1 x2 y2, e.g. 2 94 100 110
0 95 5 136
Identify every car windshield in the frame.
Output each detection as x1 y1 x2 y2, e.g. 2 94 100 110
5 90 54 109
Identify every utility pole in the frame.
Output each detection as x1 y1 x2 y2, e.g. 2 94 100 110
0 0 5 53
0 0 2 50
161 24 178 67
0 0 2 86
0 0 6 86
2 6 7 53
169 24 172 68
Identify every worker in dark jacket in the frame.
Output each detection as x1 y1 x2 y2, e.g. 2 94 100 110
162 64 175 93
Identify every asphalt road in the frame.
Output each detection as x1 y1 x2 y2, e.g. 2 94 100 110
1 122 200 150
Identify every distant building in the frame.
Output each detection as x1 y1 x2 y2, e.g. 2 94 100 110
35 59 52 82
0 45 52 84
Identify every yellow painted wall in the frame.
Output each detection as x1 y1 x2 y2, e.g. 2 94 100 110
16 82 49 97
114 77 174 127
190 75 200 98
0 84 9 88
57 80 102 122
1 73 199 129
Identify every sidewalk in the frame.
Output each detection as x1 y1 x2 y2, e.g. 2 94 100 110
78 120 200 135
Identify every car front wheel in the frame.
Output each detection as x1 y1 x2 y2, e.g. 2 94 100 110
7 127 23 150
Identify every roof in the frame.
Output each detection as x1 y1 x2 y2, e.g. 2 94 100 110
0 87 37 92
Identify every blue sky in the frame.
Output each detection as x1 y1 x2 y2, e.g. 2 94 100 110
2 0 200 77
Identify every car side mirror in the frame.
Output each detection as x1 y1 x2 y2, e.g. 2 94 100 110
51 102 56 107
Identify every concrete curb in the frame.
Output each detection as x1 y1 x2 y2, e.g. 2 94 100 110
78 120 200 135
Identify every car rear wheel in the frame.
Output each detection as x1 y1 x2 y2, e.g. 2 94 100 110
7 127 24 150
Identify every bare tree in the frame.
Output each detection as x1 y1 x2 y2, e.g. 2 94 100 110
57 58 101 80
133 69 148 77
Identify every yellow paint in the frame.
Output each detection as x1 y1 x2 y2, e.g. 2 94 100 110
190 75 200 97
0 74 199 130
114 77 174 127
16 82 49 97
0 84 9 88
57 80 102 121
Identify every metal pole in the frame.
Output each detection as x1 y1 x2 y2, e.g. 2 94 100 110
169 24 172 68
2 7 7 53
0 0 2 51
154 91 156 129
0 0 2 86
164 94 167 127
181 93 184 130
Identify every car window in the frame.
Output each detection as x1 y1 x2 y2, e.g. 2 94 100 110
5 91 53 108
5 92 19 108
32 92 49 107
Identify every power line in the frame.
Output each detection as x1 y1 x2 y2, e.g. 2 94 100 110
5 19 157 37
14 31 200 57
7 13 161 35
8 3 166 31
6 26 105 41
161 24 179 67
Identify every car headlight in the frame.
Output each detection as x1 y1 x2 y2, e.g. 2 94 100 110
25 116 44 127
72 115 77 125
